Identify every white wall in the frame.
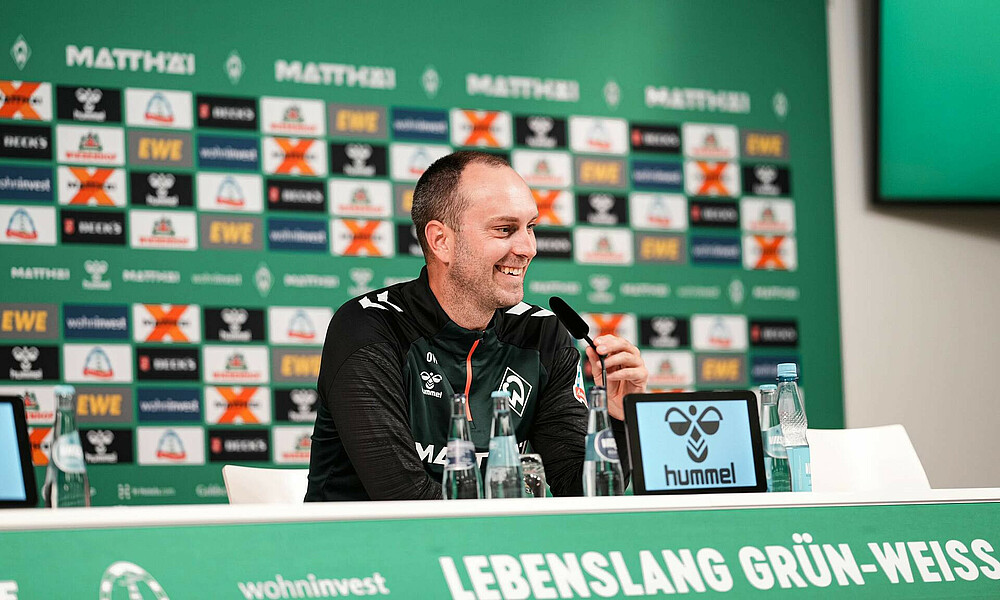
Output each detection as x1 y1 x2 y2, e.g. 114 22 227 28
827 0 1000 488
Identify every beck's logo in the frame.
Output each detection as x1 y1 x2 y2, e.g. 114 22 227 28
498 367 532 417
0 124 52 160
666 405 722 463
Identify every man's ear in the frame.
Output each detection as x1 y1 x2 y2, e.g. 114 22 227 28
425 220 452 264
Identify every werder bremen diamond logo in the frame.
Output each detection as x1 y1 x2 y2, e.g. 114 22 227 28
254 263 273 297
99 561 170 600
421 66 440 98
10 35 30 70
604 79 621 110
773 90 789 120
226 50 244 85
728 278 745 307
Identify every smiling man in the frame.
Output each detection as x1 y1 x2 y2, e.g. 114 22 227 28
306 151 647 501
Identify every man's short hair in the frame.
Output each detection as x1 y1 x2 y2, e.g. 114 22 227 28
410 150 510 256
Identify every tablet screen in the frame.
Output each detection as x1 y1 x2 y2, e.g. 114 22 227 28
628 393 765 494
0 402 28 502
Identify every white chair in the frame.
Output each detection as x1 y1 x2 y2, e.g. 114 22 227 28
807 424 930 492
222 465 309 504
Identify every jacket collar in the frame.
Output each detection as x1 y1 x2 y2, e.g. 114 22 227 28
406 267 503 348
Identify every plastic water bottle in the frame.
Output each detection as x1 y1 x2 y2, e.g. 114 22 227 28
776 363 811 492
42 385 90 507
442 393 482 499
582 386 624 496
484 391 525 499
759 384 790 492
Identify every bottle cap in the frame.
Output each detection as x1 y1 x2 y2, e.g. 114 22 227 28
53 384 76 397
759 384 777 392
776 363 798 379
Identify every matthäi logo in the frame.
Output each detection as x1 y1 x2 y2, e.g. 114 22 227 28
226 50 244 85
83 259 111 291
587 274 614 304
10 35 30 70
666 404 722 463
98 561 169 600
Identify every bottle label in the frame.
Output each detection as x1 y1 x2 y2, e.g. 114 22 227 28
487 436 520 468
585 429 619 462
51 432 87 473
787 445 812 492
445 440 476 471
764 426 787 458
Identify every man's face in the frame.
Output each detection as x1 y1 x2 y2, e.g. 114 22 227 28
448 163 538 311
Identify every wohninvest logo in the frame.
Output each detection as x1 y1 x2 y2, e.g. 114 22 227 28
236 572 389 599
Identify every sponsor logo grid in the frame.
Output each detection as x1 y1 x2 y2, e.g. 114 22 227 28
1 73 808 502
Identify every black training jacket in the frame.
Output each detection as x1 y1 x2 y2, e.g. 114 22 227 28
305 268 629 501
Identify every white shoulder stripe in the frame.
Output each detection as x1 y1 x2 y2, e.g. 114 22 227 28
505 302 532 315
531 309 555 317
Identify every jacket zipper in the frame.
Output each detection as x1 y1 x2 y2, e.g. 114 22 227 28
463 338 481 422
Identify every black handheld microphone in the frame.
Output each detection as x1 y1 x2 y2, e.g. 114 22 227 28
549 296 607 388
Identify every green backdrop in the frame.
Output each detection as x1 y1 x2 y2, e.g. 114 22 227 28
0 0 842 505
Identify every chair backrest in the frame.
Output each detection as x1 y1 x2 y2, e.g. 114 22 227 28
222 465 309 504
807 424 930 492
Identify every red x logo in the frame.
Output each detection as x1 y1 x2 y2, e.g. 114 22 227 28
342 220 383 256
461 111 500 147
532 189 563 225
754 236 787 270
143 305 191 342
30 427 51 465
216 387 260 424
696 162 730 196
0 81 42 119
274 138 316 175
68 167 116 205
590 314 625 337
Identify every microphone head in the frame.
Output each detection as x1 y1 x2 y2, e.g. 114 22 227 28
548 296 590 340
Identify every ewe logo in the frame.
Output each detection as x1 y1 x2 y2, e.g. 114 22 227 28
498 367 532 417
98 561 170 600
666 405 722 463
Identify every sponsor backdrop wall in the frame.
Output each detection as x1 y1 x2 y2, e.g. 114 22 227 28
0 0 841 505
